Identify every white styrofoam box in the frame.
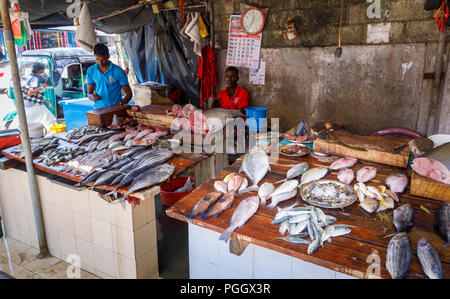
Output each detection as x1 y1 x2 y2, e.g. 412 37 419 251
76 238 95 268
132 197 156 230
113 252 137 279
189 256 219 279
52 183 71 209
219 267 252 279
218 239 254 277
188 224 220 265
335 271 358 279
69 189 91 217
44 225 61 254
136 247 159 279
59 231 77 261
252 245 292 279
109 202 133 231
134 220 157 259
91 218 113 250
14 213 30 244
56 207 75 235
291 257 337 279
88 192 110 223
93 244 116 277
111 225 136 259
73 212 93 243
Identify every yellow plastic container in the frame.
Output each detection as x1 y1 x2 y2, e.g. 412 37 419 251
50 123 66 134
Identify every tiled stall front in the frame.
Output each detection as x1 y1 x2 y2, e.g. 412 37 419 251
0 168 158 279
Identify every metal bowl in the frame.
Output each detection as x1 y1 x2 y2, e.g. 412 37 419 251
279 143 311 157
299 179 357 209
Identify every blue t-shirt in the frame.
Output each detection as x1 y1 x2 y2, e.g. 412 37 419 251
86 61 129 109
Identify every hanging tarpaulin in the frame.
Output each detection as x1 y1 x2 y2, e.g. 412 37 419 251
9 2 33 47
75 3 97 52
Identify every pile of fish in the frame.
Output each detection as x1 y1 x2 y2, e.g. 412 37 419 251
273 203 353 255
65 125 109 141
62 149 118 176
385 203 447 279
284 120 311 143
74 148 174 199
36 143 87 166
10 136 59 158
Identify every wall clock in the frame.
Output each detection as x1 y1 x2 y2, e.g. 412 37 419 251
240 7 265 35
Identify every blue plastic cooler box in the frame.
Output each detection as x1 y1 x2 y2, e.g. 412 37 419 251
59 98 95 131
245 107 268 132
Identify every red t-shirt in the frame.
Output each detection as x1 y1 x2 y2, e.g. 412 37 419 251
217 85 249 110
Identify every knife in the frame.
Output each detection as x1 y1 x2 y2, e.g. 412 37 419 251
324 122 367 151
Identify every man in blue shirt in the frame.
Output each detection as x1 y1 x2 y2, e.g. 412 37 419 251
87 44 132 109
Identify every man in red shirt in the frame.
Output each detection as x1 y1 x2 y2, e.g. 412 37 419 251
214 67 249 113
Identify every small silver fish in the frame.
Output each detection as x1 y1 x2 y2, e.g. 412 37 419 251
274 162 310 184
278 234 310 245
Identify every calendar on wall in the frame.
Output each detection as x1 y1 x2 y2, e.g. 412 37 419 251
226 15 262 69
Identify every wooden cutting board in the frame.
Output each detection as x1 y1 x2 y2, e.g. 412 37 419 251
86 104 130 127
313 130 410 168
410 171 450 202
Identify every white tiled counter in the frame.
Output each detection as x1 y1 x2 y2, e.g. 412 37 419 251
0 167 158 279
188 224 357 279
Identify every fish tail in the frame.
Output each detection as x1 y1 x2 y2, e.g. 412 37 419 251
266 201 277 210
219 226 235 243
239 185 259 194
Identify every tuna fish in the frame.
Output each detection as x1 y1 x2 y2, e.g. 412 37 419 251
77 168 108 187
386 173 408 193
329 157 358 170
386 233 412 279
417 238 443 279
356 166 377 183
91 170 122 189
116 163 175 202
300 167 329 186
393 204 414 232
238 148 271 193
258 182 275 205
185 191 223 221
219 196 260 243
337 168 354 185
436 203 450 248
274 162 310 184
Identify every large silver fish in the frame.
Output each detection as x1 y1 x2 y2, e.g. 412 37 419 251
274 162 310 184
386 233 412 279
436 203 450 249
239 148 271 193
219 196 260 242
116 163 175 202
393 204 414 232
417 238 443 279
300 167 329 186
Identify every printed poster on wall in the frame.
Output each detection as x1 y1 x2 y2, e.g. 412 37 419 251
226 15 262 69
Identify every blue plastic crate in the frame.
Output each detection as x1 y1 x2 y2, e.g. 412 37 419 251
59 98 95 131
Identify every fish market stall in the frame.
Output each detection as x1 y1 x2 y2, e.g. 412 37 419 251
166 147 450 279
0 120 227 279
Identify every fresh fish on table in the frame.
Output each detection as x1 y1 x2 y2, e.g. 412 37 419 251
75 131 115 145
115 163 175 202
109 140 124 150
386 233 412 279
77 168 108 187
274 162 310 184
408 137 434 157
121 147 147 158
110 173 126 187
411 143 450 185
87 140 99 152
96 139 110 151
300 167 329 186
337 168 354 185
417 238 443 279
238 147 271 193
356 166 377 183
393 204 414 232
124 130 140 142
385 173 408 194
200 176 243 220
270 180 299 198
91 170 122 189
214 181 228 193
278 233 310 245
219 196 260 243
258 182 275 206
185 192 223 221
329 157 358 171
436 203 450 248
